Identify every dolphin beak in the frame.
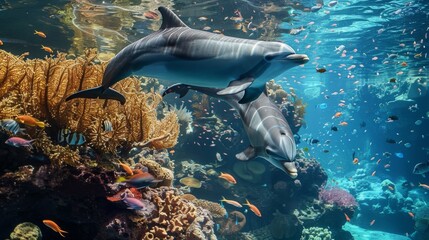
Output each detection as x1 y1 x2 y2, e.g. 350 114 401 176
283 162 298 179
286 54 309 64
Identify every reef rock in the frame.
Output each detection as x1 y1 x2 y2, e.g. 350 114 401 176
9 222 42 240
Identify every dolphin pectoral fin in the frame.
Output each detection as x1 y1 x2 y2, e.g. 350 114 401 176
236 146 255 161
162 83 191 98
217 77 254 96
66 87 126 105
238 82 266 104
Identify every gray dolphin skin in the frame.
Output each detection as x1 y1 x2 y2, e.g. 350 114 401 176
66 6 309 104
163 83 298 178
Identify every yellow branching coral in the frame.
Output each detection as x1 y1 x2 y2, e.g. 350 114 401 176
0 49 179 165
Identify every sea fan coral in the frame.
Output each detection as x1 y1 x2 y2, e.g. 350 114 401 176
319 187 358 208
171 102 193 134
0 49 180 165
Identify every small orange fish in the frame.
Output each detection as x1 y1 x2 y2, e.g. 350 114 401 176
401 61 407 67
43 220 67 237
376 159 381 165
169 149 175 155
353 158 359 164
219 172 237 184
119 162 133 176
419 183 429 190
143 10 159 20
244 199 262 217
339 121 348 126
0 40 3 46
34 30 47 38
371 171 376 176
16 115 45 128
344 213 350 222
41 45 53 54
370 219 375 226
408 212 415 218
221 197 242 208
333 112 342 118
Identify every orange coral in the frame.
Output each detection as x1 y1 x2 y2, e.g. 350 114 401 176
0 49 179 165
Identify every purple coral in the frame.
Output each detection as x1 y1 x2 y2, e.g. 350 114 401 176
319 187 358 208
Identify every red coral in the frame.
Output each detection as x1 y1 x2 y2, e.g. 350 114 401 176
319 187 357 208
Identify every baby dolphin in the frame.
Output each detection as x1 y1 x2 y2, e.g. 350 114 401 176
163 83 298 178
66 6 308 104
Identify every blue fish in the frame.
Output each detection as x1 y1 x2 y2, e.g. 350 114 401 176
395 152 404 158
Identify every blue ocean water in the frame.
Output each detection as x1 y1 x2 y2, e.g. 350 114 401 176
0 0 428 239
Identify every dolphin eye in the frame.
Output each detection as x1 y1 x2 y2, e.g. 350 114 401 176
280 132 286 135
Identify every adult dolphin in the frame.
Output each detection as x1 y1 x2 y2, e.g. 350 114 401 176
163 83 298 178
66 6 308 104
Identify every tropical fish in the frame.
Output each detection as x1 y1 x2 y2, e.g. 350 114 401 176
244 199 262 217
331 126 338 131
43 220 67 237
143 10 159 20
413 161 429 177
419 183 429 190
119 162 134 176
122 196 145 210
0 119 23 134
57 129 86 146
66 6 308 105
41 45 53 54
344 213 350 222
34 30 46 38
389 78 396 83
316 68 327 73
370 219 375 226
5 137 34 148
16 115 45 128
387 115 399 121
221 197 243 208
118 172 161 189
332 112 342 118
0 40 3 46
353 158 359 164
219 172 237 184
408 212 415 218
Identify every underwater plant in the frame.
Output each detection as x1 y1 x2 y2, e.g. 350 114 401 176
0 49 179 165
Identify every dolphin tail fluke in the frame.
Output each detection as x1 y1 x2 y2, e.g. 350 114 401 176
162 83 191 98
238 82 266 104
66 87 126 105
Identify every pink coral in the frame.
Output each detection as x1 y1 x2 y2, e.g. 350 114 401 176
319 187 358 208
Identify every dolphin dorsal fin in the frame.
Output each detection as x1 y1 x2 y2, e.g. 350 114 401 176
158 6 188 30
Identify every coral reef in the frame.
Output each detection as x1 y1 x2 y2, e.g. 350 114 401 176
233 161 266 183
217 211 246 236
300 227 332 240
269 210 302 239
0 49 179 165
9 222 42 240
266 80 306 134
411 205 429 240
125 187 217 240
319 187 358 208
